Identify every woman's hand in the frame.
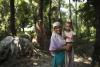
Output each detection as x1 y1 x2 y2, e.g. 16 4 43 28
64 45 72 52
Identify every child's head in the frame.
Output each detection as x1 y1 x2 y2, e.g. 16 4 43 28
65 19 73 31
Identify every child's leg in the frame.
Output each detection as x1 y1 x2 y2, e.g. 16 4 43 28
68 51 72 67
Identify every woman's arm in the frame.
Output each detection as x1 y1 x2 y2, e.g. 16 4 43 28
52 45 66 52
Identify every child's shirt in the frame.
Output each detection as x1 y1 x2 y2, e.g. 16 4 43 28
63 31 76 43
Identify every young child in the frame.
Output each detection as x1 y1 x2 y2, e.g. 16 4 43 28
63 19 75 67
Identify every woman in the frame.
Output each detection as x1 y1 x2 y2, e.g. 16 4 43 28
49 21 67 67
63 20 75 67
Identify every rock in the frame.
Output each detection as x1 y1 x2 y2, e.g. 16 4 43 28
0 36 13 47
0 36 34 58
0 36 13 63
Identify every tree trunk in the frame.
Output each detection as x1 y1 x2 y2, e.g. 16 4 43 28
39 0 43 22
48 0 52 38
9 0 16 36
59 0 61 18
75 0 78 36
36 0 45 50
91 0 100 67
69 0 71 19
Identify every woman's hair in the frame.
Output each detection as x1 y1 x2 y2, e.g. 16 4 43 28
52 21 61 29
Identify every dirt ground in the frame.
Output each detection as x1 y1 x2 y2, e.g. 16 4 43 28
0 44 93 67
0 54 91 67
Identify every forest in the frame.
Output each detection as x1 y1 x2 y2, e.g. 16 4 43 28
0 0 100 67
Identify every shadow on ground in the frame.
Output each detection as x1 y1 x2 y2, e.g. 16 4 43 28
0 56 92 67
74 62 91 67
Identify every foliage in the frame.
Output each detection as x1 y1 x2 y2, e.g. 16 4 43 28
0 0 10 39
78 3 96 27
16 1 32 29
0 0 96 49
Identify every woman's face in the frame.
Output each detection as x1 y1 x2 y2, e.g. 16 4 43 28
54 26 62 34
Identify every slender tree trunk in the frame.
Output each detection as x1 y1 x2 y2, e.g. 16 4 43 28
59 0 61 18
48 0 52 38
9 0 16 36
75 0 78 36
87 25 90 41
69 0 71 19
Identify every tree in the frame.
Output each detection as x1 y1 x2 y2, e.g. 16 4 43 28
9 0 16 36
90 0 100 66
69 0 72 19
36 0 45 50
78 2 95 41
16 1 31 33
48 0 52 38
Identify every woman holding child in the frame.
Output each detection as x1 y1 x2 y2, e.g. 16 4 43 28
49 20 75 67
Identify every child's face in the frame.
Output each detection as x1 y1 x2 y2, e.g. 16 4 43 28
65 23 71 31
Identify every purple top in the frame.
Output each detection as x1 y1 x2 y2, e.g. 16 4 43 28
49 32 66 55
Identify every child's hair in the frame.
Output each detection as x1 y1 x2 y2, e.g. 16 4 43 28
66 19 73 30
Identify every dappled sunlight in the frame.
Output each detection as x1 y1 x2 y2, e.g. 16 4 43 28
0 0 98 67
0 54 92 67
74 54 92 64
